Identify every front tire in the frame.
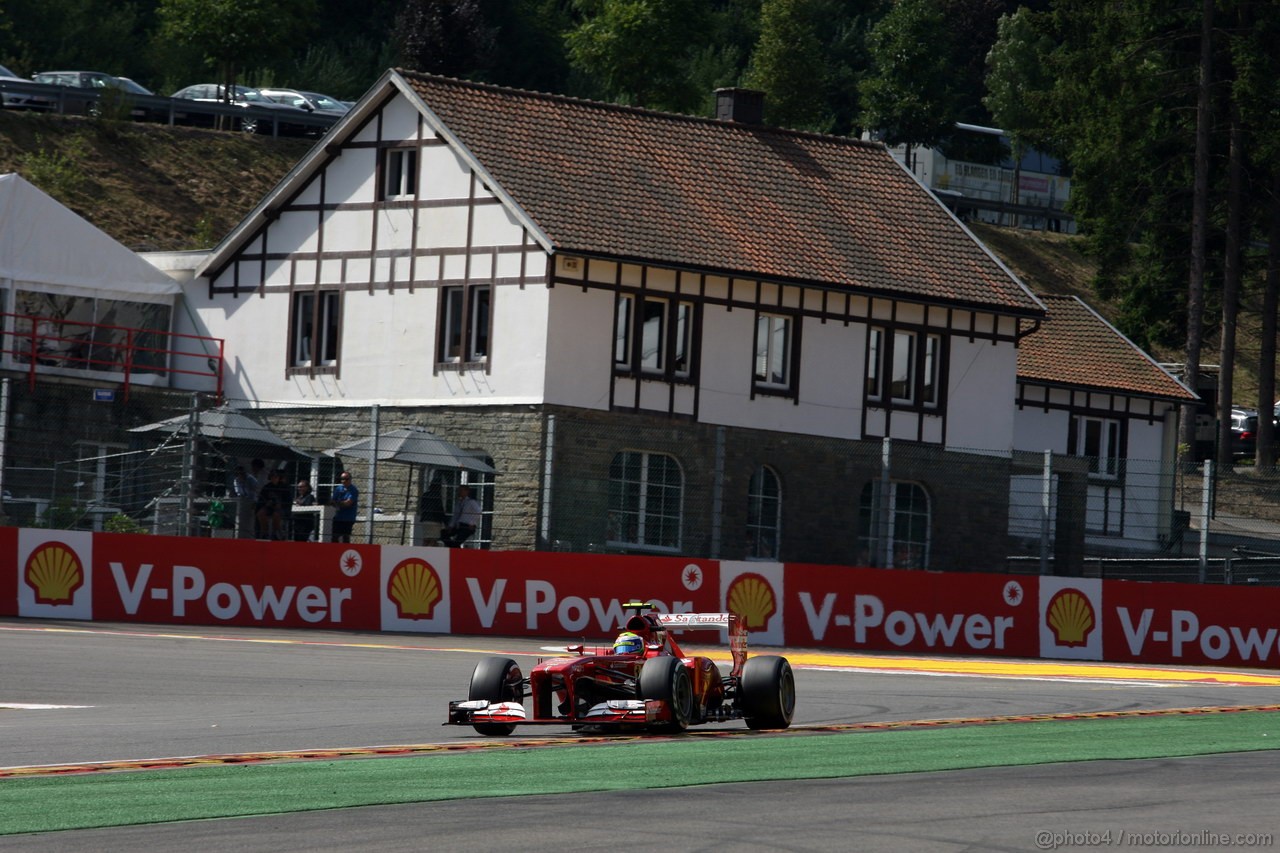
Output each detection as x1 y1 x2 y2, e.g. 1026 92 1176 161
739 655 795 730
637 655 693 733
468 656 523 736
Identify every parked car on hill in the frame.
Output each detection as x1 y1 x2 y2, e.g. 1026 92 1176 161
258 87 350 115
1230 410 1259 460
31 70 163 120
0 63 53 110
113 77 154 96
171 83 312 135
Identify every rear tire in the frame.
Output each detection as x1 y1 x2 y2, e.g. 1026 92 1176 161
468 656 523 736
739 655 795 730
637 655 693 733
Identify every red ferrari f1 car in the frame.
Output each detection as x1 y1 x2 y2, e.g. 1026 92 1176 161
446 601 795 735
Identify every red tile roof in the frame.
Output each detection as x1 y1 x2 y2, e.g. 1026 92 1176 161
1018 295 1196 400
399 71 1044 316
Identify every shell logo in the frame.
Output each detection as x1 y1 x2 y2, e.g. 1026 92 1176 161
726 572 777 630
24 542 84 605
387 558 442 620
1045 588 1095 647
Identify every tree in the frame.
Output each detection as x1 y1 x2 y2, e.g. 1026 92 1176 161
742 0 831 131
984 8 1055 222
858 0 958 161
157 0 317 98
564 0 711 111
1 0 153 81
394 0 497 78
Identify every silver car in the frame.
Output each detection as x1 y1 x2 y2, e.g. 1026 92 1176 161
258 87 350 115
0 63 52 110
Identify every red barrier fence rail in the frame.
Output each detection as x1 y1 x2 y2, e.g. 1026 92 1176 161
1 312 224 400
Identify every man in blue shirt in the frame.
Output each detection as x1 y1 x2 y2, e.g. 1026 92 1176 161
330 472 358 543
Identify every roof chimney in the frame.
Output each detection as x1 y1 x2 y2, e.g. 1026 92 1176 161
715 88 765 125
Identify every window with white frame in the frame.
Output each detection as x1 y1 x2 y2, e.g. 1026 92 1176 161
754 312 793 391
857 480 931 569
290 290 340 369
746 465 782 559
438 285 490 364
1072 414 1121 478
614 295 693 379
867 326 942 408
608 450 682 550
381 148 418 199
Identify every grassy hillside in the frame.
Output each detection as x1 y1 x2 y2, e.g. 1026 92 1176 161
0 112 312 251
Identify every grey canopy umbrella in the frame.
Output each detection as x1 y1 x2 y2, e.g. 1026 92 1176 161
130 406 309 461
326 426 494 473
325 426 494 544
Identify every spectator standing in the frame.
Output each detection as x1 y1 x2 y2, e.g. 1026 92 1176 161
256 469 291 540
330 472 359 543
440 484 482 548
292 480 316 541
232 464 257 539
248 458 267 536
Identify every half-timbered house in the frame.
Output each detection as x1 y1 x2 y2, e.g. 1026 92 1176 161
164 69 1185 569
1013 294 1196 554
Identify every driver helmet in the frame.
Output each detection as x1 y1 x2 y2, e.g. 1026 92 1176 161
612 631 644 655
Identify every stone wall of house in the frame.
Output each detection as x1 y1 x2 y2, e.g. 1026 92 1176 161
543 406 1027 572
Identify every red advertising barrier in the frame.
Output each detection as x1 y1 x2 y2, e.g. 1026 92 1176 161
447 549 721 640
91 534 383 630
782 563 1039 658
6 527 1280 670
0 525 16 617
1101 578 1280 668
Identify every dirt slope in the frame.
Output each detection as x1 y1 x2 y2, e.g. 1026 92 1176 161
0 112 312 251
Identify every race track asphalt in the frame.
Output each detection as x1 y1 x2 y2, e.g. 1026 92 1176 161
2 619 1278 851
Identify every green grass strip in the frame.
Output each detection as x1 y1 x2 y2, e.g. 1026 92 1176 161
4 713 1279 835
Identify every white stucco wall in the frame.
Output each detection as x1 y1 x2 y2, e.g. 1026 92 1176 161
943 336 1017 452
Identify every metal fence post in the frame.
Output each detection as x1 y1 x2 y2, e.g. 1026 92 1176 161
1199 458 1212 582
879 437 892 568
711 426 725 559
0 378 9 523
539 412 555 549
181 394 199 537
367 403 379 545
1039 449 1052 575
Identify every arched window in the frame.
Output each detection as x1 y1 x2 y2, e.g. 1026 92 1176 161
857 481 930 568
746 466 781 559
608 451 683 550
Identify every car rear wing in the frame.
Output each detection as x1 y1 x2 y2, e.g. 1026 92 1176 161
654 611 748 677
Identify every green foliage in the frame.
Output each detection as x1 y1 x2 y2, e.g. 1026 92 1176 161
743 0 832 132
20 134 89 200
393 0 497 79
38 497 81 529
983 7 1055 154
157 0 319 86
104 513 148 535
565 0 711 110
858 0 958 147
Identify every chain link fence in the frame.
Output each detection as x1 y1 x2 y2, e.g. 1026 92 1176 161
3 377 1279 584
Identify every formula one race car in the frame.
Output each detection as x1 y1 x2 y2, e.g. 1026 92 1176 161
446 602 795 735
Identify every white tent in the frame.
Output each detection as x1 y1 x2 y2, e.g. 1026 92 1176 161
0 173 179 300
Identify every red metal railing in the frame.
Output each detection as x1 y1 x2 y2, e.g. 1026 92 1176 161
1 312 224 400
